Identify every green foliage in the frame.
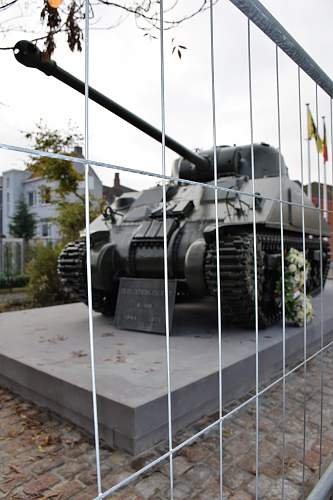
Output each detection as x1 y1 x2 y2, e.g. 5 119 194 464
56 201 100 244
27 244 67 307
9 198 36 240
40 185 52 204
0 273 29 290
25 121 84 201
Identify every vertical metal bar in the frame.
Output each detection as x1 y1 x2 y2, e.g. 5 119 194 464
247 19 260 500
306 104 312 202
323 162 328 221
209 1 223 497
159 2 174 498
298 67 308 500
84 0 102 496
322 116 328 221
275 45 286 499
315 86 325 478
331 99 333 195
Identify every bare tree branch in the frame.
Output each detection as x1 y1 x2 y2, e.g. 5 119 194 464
0 0 19 11
0 0 217 53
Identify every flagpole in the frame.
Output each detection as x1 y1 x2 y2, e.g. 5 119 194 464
323 161 327 220
306 103 312 201
322 116 328 221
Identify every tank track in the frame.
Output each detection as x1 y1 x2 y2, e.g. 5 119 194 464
58 239 115 314
204 230 330 328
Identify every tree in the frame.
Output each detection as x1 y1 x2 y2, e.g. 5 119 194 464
9 198 36 240
27 243 67 306
25 120 84 201
25 121 101 242
57 200 100 243
0 0 210 55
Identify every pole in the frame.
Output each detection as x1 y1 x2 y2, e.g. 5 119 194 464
306 104 312 201
322 116 328 220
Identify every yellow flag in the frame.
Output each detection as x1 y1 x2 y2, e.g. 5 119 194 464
307 108 315 140
307 107 323 153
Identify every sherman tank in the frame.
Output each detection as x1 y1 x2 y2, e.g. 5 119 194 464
14 40 331 328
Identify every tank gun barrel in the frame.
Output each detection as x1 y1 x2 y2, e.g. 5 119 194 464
14 40 209 173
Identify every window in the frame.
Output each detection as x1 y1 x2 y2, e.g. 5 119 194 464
6 177 9 188
28 191 35 206
41 223 50 237
40 220 51 237
40 186 51 204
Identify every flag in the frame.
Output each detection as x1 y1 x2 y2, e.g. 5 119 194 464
323 118 328 163
307 107 323 153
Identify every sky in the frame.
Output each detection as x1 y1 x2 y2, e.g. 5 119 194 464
0 0 333 191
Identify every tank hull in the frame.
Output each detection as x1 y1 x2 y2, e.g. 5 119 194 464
59 146 331 328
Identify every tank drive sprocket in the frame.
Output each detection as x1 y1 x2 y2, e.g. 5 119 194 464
204 231 330 329
58 239 116 315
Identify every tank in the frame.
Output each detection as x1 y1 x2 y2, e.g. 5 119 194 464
14 40 331 328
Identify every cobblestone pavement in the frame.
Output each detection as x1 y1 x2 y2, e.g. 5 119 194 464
1 349 333 499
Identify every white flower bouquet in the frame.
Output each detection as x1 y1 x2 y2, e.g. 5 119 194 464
275 247 313 326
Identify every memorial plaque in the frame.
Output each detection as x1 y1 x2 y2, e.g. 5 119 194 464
114 278 177 334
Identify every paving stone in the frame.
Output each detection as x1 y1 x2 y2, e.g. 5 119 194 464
223 466 253 491
285 462 312 486
31 456 65 475
161 456 192 479
226 435 254 457
259 439 280 462
0 474 27 495
23 472 59 496
72 484 99 499
77 469 99 486
172 480 193 500
259 457 283 480
264 478 300 500
103 468 138 490
237 453 257 476
135 472 169 497
304 449 320 471
182 463 216 488
48 479 84 499
192 477 228 500
311 438 333 457
179 443 210 463
55 458 90 479
245 474 272 497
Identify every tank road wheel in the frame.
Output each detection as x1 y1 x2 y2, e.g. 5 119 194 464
58 239 118 316
204 233 280 329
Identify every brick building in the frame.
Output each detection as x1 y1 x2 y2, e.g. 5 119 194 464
305 182 333 261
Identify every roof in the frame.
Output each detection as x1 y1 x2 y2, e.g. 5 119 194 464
103 184 135 203
304 182 333 200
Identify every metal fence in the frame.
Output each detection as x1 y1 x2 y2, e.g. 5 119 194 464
0 238 24 276
1 0 333 499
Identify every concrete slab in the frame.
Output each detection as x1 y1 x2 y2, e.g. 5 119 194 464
0 284 333 454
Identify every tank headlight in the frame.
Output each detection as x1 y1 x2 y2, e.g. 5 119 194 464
254 193 264 210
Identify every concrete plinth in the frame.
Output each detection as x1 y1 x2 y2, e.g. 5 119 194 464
0 284 333 454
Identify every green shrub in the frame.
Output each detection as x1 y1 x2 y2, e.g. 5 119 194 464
27 243 68 307
0 273 29 289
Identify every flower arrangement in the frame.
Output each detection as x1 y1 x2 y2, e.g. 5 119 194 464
275 247 313 326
